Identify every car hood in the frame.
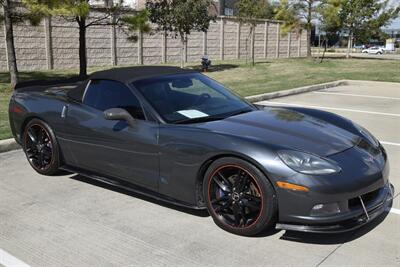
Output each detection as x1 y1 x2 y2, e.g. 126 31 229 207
197 108 359 157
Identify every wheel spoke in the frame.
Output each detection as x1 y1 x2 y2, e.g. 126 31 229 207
212 175 231 192
214 199 231 213
27 128 37 144
217 172 232 188
237 171 249 192
37 129 45 144
241 198 260 211
244 194 261 203
211 195 229 205
232 203 242 226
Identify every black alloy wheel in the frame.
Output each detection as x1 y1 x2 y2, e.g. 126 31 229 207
23 119 60 175
204 157 277 236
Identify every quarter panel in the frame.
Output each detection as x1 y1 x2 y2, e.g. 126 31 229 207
158 125 295 205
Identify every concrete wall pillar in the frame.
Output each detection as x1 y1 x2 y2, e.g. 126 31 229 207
236 22 240 59
137 31 143 65
44 17 54 70
276 23 280 58
298 31 302 57
220 17 224 60
264 21 268 58
162 31 167 63
203 31 207 56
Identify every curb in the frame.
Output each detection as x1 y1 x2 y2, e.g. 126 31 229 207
245 80 349 102
0 138 20 153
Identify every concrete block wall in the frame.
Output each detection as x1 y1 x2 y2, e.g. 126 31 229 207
0 16 308 71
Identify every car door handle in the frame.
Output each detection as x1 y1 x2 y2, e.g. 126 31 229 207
61 105 68 118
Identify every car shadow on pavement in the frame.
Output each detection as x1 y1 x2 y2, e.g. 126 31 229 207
70 174 210 218
278 209 391 245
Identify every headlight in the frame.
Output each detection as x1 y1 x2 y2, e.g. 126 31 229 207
278 150 341 175
354 123 380 147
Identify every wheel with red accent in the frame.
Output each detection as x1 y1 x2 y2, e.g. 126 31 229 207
23 119 61 175
203 157 277 236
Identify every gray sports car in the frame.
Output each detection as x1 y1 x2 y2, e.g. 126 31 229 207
9 66 392 236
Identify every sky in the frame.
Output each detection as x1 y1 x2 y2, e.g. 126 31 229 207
387 0 400 29
388 19 400 29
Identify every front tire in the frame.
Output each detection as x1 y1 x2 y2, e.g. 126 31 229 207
23 118 61 175
203 157 277 236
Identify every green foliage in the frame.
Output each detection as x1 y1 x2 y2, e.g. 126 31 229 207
120 10 151 42
321 0 400 43
22 0 91 18
146 0 215 39
274 0 301 33
235 0 270 25
318 0 341 35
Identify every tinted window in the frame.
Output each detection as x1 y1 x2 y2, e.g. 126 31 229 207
83 80 145 120
133 73 254 123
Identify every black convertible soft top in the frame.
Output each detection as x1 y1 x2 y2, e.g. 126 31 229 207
89 66 196 83
15 66 195 91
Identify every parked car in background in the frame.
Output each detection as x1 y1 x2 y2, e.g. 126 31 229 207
362 47 384 55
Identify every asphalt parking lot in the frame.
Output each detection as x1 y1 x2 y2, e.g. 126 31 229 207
0 81 399 266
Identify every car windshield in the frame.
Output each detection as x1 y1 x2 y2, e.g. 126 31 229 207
132 73 254 124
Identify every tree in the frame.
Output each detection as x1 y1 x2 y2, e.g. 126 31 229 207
146 0 215 68
23 0 130 77
2 0 18 88
235 0 270 66
274 0 301 33
1 0 43 88
318 0 342 62
275 0 322 57
120 9 151 42
294 0 322 57
323 0 399 58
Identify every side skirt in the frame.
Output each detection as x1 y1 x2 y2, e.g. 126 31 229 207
60 165 206 210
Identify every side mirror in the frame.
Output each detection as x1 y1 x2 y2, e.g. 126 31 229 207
104 108 135 127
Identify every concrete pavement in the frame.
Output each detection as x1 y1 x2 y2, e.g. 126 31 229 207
0 81 399 266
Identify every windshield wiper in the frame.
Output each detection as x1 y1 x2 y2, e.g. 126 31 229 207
174 115 226 124
174 109 253 124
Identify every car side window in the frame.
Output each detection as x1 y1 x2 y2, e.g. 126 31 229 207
83 80 145 120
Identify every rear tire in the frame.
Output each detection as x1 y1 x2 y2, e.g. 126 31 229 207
203 157 277 236
23 119 61 175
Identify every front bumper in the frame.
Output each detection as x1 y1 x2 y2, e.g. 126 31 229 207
275 182 393 233
273 143 391 233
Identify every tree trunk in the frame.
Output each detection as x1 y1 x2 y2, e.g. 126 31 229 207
346 31 353 59
180 35 185 68
78 18 87 78
3 0 19 89
306 1 312 58
307 29 312 58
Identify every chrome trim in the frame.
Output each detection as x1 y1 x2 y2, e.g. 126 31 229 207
81 80 92 102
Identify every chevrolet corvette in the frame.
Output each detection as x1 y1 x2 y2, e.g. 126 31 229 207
9 66 392 236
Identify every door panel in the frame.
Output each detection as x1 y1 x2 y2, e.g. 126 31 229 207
62 102 159 190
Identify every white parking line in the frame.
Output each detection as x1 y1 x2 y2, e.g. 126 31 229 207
390 208 400 215
262 101 400 117
380 141 400 147
0 248 30 267
314 91 400 100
